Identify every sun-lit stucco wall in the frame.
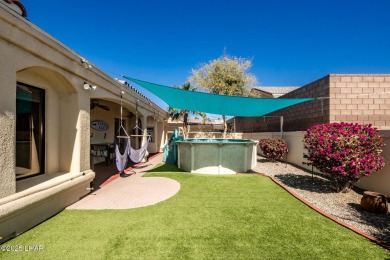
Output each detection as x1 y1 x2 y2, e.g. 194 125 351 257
0 3 167 241
243 131 390 197
0 45 17 198
357 130 390 196
0 3 95 240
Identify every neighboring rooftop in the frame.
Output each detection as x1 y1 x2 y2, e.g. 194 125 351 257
250 86 301 98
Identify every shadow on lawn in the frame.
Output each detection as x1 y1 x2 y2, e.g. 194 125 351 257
274 174 335 193
346 203 390 246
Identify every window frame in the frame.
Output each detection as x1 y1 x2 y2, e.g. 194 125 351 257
15 82 46 180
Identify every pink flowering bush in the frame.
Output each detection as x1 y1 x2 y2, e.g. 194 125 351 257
303 122 385 192
259 138 288 162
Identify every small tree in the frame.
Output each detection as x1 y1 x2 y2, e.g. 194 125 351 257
259 138 288 162
168 82 206 136
189 53 257 137
303 122 385 193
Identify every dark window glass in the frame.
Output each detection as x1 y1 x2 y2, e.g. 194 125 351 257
16 83 45 179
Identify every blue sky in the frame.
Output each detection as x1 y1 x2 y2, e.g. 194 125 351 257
23 0 390 109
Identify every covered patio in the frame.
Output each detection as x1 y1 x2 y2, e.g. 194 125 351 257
68 153 181 210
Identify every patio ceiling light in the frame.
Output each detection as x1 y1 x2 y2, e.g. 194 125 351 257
83 82 97 91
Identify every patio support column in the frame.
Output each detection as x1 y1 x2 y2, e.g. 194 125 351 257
163 120 166 150
158 120 165 152
77 93 91 172
140 115 149 161
135 126 139 149
152 116 158 153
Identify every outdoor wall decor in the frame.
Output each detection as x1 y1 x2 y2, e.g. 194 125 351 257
91 120 109 131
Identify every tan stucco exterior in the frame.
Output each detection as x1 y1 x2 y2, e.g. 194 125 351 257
245 131 390 197
2 0 388 243
0 3 168 242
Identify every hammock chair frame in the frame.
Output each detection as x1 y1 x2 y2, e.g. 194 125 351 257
114 91 151 175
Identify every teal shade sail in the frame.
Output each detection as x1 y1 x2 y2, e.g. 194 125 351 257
123 76 315 117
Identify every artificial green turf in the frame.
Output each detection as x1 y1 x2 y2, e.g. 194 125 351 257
1 164 389 259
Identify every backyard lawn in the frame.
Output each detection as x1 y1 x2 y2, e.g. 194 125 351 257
1 164 388 259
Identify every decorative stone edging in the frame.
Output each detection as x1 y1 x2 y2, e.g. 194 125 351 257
250 172 390 250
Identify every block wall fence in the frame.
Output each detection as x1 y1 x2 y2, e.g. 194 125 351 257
233 74 390 132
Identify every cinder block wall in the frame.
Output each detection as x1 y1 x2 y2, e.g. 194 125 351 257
330 74 390 128
235 75 330 132
234 74 390 133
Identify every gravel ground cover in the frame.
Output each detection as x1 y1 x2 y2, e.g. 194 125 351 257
253 155 390 247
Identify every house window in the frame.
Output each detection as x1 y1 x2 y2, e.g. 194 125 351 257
16 83 45 180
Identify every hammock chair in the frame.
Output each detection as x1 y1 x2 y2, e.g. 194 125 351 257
115 91 151 173
114 114 134 175
115 139 130 172
129 135 151 164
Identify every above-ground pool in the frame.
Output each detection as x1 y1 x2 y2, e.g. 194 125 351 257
176 138 258 174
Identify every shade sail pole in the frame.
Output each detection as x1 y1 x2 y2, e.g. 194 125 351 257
280 116 283 138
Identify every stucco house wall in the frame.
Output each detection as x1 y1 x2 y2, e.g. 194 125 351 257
0 3 167 242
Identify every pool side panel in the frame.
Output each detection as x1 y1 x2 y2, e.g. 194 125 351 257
176 139 258 174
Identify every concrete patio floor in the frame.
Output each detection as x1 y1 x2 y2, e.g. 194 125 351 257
67 153 180 210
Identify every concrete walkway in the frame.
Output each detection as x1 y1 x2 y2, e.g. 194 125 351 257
67 153 181 210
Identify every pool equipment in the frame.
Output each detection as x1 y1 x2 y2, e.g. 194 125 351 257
163 128 184 164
